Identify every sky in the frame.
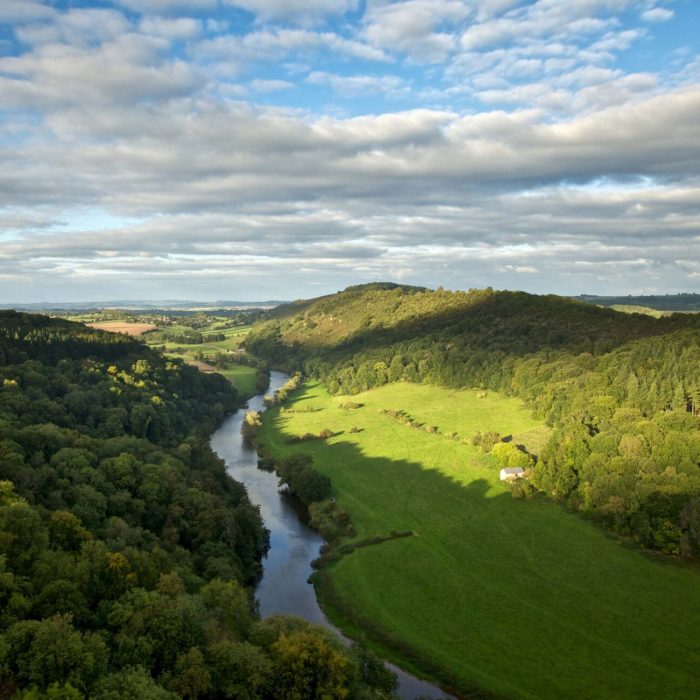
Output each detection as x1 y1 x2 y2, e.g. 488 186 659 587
0 0 699 302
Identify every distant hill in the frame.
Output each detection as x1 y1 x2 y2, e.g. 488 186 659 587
574 293 700 312
1 299 285 312
248 284 700 364
245 283 700 560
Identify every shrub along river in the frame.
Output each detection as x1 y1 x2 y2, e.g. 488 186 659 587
210 371 452 700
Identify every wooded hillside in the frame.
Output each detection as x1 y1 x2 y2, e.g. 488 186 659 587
0 311 396 699
245 285 700 558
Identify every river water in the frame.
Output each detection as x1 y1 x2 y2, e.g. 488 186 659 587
210 370 452 700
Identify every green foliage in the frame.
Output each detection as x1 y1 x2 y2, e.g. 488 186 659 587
471 431 501 452
276 454 333 505
92 667 178 699
0 312 394 699
206 639 272 699
263 373 302 408
246 286 700 558
284 428 336 444
491 442 534 469
241 411 263 442
308 499 355 543
270 630 351 699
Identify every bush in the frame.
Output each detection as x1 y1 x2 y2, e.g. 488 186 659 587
241 411 262 442
284 429 335 444
471 431 501 452
491 442 534 469
510 479 538 500
277 455 332 505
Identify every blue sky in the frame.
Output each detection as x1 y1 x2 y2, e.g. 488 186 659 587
0 0 698 302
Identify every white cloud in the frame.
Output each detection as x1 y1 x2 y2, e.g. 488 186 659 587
0 35 202 111
139 16 203 40
457 0 642 53
641 7 674 22
307 71 409 97
193 27 389 76
250 78 294 91
363 0 471 62
223 0 359 24
112 0 217 13
15 9 131 47
474 0 521 21
0 0 698 299
4 84 699 217
0 1 55 23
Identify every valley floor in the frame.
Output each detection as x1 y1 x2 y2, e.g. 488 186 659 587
259 381 700 699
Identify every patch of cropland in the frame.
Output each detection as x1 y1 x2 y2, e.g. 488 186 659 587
257 381 700 699
246 285 700 558
87 321 158 336
0 311 396 699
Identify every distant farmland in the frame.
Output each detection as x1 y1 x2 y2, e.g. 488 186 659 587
87 321 157 336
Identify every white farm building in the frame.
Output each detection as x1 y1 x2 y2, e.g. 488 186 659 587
499 467 525 481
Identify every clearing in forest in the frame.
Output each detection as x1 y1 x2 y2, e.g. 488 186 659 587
258 381 700 700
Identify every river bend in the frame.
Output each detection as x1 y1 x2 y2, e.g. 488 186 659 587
210 371 452 700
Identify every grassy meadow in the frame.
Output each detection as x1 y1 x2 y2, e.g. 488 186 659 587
215 364 259 398
258 381 700 699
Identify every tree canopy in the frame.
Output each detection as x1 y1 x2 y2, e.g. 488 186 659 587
0 312 395 698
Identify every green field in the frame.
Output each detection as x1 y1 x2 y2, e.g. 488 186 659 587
259 381 700 699
139 319 260 398
215 364 259 398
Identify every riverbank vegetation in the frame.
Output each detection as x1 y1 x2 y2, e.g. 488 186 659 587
0 311 398 699
256 380 700 699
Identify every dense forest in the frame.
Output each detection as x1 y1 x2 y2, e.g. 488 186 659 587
0 311 397 699
245 284 700 559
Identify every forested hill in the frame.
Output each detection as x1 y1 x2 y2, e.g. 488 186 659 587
0 310 238 441
0 312 395 699
245 285 700 559
249 285 700 361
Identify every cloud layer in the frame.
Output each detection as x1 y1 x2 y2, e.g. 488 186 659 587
0 0 698 301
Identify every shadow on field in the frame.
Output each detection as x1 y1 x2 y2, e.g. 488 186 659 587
267 426 700 700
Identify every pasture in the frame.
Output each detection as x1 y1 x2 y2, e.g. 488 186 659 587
259 381 700 699
216 364 259 398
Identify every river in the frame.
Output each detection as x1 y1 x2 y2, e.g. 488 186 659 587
210 370 453 700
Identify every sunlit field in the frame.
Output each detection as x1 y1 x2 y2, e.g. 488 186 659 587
259 381 700 699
